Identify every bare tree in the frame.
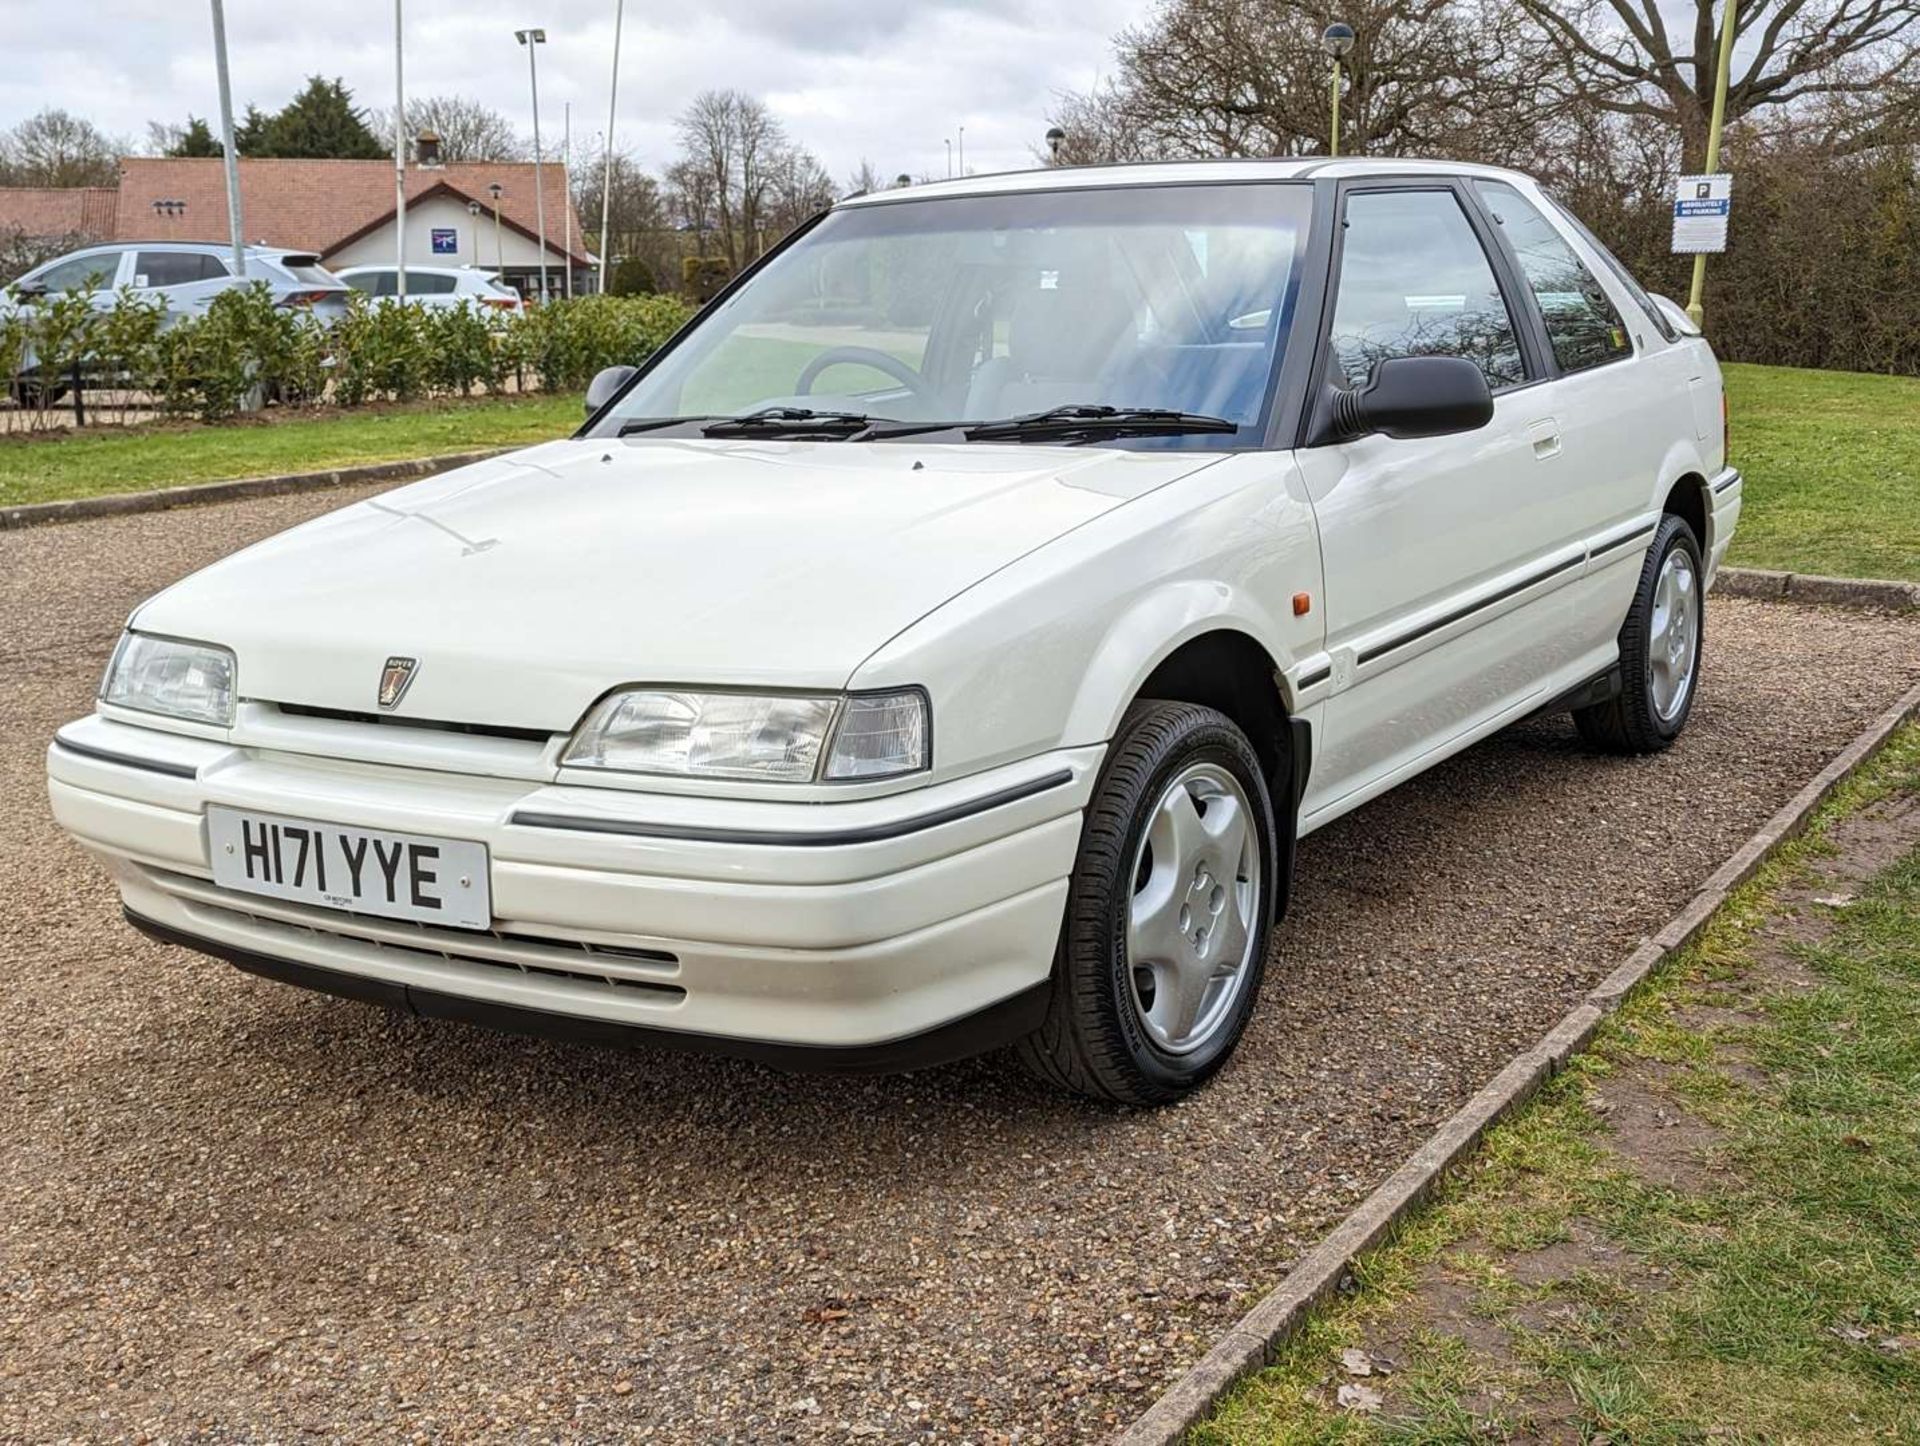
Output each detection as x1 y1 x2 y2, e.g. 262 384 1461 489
1052 0 1552 163
1513 0 1920 164
573 152 679 291
668 90 832 270
844 158 886 197
0 109 125 187
377 95 526 162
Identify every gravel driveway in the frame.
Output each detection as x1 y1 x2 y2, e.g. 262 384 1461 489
5 488 1918 1442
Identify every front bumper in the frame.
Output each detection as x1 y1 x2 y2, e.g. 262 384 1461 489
49 714 1097 1067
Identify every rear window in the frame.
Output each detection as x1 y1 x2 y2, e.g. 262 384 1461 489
272 255 338 287
137 251 229 287
1542 192 1679 344
404 271 459 295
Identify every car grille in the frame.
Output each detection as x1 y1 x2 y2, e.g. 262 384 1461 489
141 866 686 1003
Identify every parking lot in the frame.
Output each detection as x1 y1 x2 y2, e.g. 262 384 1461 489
5 487 1919 1442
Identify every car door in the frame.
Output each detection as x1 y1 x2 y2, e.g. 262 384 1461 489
133 249 234 320
1467 178 1681 658
1291 181 1589 828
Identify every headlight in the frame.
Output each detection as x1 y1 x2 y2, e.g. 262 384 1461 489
100 632 236 726
562 687 929 782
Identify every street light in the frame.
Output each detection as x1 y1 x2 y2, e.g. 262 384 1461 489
599 0 625 296
1046 126 1066 165
516 27 549 304
893 173 912 188
1320 22 1355 157
207 0 247 279
394 0 408 298
944 137 952 178
488 181 505 278
467 199 482 265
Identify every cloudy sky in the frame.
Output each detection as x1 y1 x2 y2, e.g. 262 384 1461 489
4 0 1149 183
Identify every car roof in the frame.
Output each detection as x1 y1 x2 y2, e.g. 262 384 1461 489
336 264 487 276
88 241 310 256
838 156 1539 208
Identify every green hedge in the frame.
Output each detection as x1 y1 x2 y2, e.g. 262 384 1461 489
0 285 694 424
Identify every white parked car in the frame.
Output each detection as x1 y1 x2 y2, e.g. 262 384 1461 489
333 265 524 313
48 160 1738 1104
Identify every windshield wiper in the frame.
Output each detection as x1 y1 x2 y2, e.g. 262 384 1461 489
700 406 875 439
615 408 879 439
617 415 719 436
963 405 1239 444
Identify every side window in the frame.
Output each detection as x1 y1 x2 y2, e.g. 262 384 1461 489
405 271 458 295
1541 191 1678 343
1328 190 1524 392
136 252 229 288
342 271 381 295
1475 181 1633 372
35 251 122 292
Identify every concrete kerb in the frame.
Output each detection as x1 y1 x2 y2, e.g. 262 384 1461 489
1115 675 1920 1446
0 449 511 531
1715 566 1920 611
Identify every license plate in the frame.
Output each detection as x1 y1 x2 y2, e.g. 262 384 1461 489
207 805 491 930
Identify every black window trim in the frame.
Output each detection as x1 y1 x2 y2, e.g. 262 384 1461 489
1464 178 1639 380
1296 176 1549 449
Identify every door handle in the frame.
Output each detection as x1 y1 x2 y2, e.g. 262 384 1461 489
1527 418 1562 460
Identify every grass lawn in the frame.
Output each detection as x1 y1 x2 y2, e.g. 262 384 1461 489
1725 362 1920 582
0 392 584 510
1198 722 1920 1443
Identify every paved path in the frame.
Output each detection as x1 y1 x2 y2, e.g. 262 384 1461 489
5 490 1919 1441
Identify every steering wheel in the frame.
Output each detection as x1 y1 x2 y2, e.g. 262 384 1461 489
794 346 934 401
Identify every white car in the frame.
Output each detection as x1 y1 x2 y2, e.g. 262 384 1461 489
48 160 1738 1104
333 265 524 313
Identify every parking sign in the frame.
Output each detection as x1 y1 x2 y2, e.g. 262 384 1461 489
1671 174 1732 254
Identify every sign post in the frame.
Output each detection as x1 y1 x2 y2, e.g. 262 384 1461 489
1682 0 1738 326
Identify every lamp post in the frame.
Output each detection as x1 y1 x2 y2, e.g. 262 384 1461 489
1046 126 1066 165
488 181 505 279
957 125 965 176
894 173 912 188
394 0 408 298
516 27 549 303
944 138 952 178
599 0 624 296
1321 23 1355 157
562 100 573 298
467 199 482 264
1685 0 1737 327
207 0 246 279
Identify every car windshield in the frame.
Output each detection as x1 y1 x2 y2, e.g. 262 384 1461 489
596 182 1314 447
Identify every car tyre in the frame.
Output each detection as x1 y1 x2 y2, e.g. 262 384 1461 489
1018 700 1276 1106
8 374 67 409
1575 513 1705 754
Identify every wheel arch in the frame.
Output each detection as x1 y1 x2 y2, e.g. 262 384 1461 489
1662 470 1711 554
1067 605 1308 924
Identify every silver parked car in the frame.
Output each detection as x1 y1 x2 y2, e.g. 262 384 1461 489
334 265 524 314
3 242 352 403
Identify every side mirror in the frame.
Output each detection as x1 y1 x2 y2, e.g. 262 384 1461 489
585 364 637 416
13 280 48 300
1331 355 1494 441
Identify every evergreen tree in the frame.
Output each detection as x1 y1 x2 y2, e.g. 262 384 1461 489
244 78 386 159
167 117 222 158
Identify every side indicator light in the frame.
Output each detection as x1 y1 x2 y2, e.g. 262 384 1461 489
1292 592 1312 616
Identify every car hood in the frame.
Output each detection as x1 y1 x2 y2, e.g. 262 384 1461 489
133 437 1218 732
